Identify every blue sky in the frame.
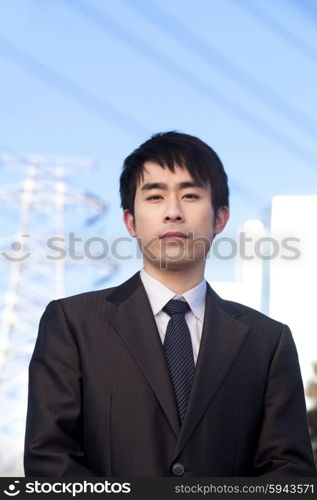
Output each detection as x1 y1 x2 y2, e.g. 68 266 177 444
1 0 317 290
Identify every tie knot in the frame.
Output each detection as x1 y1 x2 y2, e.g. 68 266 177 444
163 299 190 317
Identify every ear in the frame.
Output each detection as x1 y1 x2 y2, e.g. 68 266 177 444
123 209 137 237
214 206 230 234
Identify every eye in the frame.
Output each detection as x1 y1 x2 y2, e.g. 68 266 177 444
183 193 200 199
146 195 162 201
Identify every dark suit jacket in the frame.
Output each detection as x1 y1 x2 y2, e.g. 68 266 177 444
24 272 316 477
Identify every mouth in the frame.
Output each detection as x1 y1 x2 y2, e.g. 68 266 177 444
159 232 188 241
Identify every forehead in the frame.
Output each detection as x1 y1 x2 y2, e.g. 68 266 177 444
137 160 208 189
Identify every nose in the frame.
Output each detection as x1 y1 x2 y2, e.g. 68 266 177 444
163 196 184 222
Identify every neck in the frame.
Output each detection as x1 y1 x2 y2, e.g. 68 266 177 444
143 261 205 294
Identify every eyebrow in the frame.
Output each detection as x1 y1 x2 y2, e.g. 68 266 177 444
141 181 205 191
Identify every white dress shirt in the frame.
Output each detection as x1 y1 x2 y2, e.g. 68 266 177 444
140 268 207 364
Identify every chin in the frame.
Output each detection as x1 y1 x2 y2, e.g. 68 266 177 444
156 257 200 272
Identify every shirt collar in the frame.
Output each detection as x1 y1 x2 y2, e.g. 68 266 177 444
140 268 206 322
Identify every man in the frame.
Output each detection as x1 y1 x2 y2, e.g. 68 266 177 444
24 131 316 477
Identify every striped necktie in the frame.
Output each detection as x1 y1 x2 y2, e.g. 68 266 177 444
163 299 195 423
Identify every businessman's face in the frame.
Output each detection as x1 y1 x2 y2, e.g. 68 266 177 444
124 161 229 272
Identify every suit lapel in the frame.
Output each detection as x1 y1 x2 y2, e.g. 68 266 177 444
173 283 250 459
104 272 180 437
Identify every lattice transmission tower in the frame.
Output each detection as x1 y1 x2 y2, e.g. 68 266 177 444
0 153 117 476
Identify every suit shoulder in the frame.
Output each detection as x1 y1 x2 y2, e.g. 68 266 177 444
42 272 141 318
220 298 294 355
221 297 285 331
48 272 141 310
47 285 116 312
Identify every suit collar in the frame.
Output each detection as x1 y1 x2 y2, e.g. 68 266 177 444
139 269 177 316
106 271 142 304
139 268 206 321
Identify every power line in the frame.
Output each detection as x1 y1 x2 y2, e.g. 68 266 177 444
291 0 317 20
57 0 317 169
288 0 317 29
124 0 317 141
0 35 150 138
232 0 317 64
0 37 267 205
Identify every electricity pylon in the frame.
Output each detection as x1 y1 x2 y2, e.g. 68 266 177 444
0 153 117 476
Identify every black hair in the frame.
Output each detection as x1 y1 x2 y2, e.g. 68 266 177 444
120 131 229 216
